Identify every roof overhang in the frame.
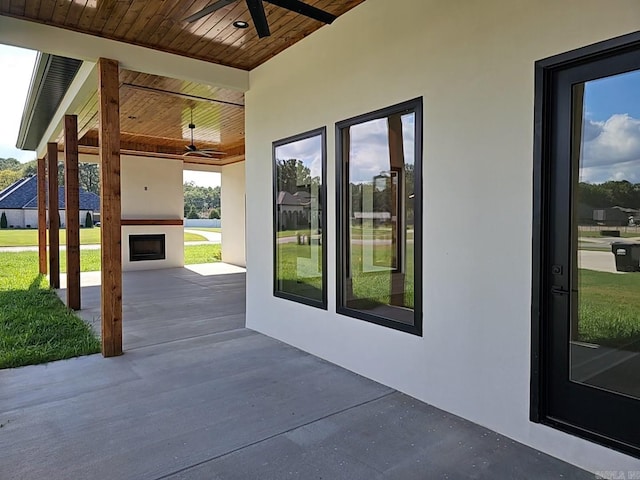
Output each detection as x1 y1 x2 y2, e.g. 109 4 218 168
16 53 82 151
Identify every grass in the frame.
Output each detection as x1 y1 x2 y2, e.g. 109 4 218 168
0 228 102 246
275 240 415 309
0 241 221 369
184 244 222 264
0 228 206 246
578 230 640 238
579 269 640 350
0 250 100 369
183 232 207 242
188 227 221 233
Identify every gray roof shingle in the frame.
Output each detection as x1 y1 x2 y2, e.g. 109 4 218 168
0 175 100 211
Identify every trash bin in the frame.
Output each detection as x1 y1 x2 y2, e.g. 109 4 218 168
611 242 640 272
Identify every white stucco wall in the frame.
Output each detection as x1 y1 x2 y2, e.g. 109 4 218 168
245 0 640 472
1 209 23 228
221 162 246 267
121 155 184 271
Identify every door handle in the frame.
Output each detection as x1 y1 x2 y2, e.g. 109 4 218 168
551 286 570 296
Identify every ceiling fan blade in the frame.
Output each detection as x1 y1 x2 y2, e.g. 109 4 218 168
184 151 214 158
199 149 228 155
246 0 271 38
185 0 237 23
264 0 336 24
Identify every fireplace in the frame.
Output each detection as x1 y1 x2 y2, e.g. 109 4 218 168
129 234 166 262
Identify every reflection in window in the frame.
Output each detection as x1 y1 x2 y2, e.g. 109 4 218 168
273 128 326 308
573 69 640 400
337 99 422 334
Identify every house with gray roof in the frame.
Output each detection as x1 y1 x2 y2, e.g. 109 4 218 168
0 175 100 228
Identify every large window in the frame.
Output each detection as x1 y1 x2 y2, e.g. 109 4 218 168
273 127 327 309
336 99 422 334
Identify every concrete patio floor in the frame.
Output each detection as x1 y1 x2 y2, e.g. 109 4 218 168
0 266 591 479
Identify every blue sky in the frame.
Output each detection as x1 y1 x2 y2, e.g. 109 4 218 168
0 44 37 162
580 69 640 184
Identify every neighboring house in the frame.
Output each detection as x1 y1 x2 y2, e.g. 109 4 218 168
593 206 640 226
276 190 309 230
0 175 99 228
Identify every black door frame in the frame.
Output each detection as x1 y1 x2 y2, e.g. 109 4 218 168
531 30 640 458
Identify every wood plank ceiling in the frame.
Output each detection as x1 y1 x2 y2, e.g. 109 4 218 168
3 0 365 165
55 69 247 166
1 0 365 70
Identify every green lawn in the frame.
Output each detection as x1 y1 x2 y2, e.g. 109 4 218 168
183 232 207 242
189 227 221 233
0 228 207 246
579 269 640 350
579 230 640 238
0 250 100 369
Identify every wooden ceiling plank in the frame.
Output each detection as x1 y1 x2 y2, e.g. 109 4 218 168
99 0 133 35
50 0 74 25
23 0 40 19
0 0 365 71
63 0 90 27
119 1 166 43
181 1 251 58
166 0 243 57
121 83 245 108
90 0 124 33
146 0 202 46
216 0 330 68
8 0 26 16
192 0 293 60
111 0 156 38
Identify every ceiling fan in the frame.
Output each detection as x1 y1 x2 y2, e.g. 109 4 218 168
185 0 337 38
183 108 226 158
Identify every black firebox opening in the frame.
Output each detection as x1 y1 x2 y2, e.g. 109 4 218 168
129 234 166 261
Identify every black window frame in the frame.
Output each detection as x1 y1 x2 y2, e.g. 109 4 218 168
531 30 640 458
272 126 328 310
336 98 423 335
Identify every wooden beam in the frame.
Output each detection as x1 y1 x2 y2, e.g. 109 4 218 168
64 115 81 310
47 142 60 289
98 57 123 358
37 157 47 275
121 83 245 108
121 219 183 226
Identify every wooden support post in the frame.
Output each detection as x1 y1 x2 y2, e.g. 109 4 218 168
387 114 405 307
64 115 81 310
47 142 60 289
98 58 123 357
37 157 47 275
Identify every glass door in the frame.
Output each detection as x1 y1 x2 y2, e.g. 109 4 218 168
544 46 640 456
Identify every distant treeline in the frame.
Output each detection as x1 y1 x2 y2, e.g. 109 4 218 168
0 157 100 194
580 181 640 209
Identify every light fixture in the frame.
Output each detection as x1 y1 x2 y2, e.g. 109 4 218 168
233 20 249 29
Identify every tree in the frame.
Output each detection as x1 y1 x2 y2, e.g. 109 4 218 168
275 159 313 194
209 208 220 219
183 181 220 217
0 212 7 229
85 212 93 228
0 169 22 191
0 158 21 171
57 162 100 195
187 206 199 219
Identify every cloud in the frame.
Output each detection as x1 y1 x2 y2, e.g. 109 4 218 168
581 114 640 167
275 134 322 178
349 113 416 184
